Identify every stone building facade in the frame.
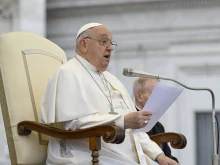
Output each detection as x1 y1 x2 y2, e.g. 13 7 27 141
1 0 220 164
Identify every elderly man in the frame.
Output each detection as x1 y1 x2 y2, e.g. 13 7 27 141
133 78 178 163
41 23 179 165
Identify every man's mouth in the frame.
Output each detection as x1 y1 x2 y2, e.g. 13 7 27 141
104 54 110 59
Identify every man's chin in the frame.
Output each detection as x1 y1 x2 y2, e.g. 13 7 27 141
98 65 108 72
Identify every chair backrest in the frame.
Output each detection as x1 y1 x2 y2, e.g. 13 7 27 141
0 32 67 165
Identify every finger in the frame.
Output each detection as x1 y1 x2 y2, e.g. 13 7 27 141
141 110 152 116
142 116 151 121
140 121 148 128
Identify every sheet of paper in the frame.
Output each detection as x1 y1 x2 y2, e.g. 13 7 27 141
130 82 184 135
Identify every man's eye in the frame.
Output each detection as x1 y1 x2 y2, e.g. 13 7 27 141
101 40 108 45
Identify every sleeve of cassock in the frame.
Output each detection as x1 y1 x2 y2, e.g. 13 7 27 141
139 132 164 161
64 113 126 130
41 68 100 124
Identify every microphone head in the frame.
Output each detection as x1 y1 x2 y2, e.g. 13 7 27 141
123 68 160 79
123 68 133 76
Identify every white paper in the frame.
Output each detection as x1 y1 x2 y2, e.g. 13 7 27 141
130 82 184 135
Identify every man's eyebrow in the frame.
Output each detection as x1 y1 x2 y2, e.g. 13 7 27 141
97 33 111 38
95 33 112 40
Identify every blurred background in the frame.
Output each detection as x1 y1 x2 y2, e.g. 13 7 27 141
1 0 220 164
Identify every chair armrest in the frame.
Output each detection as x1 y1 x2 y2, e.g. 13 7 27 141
150 132 187 149
17 120 125 144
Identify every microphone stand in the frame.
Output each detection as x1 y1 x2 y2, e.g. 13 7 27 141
158 76 218 165
123 68 218 164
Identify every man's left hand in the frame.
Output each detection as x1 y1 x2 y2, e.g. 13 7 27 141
156 154 179 165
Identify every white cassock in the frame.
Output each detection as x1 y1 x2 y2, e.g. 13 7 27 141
41 54 163 165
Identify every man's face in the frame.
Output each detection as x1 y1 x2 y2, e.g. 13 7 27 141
139 88 152 109
139 79 158 108
84 26 114 72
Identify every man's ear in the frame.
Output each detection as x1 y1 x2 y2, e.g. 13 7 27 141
78 39 88 53
136 92 143 102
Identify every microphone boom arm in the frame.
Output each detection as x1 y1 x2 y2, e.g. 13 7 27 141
123 68 218 165
160 76 215 110
159 76 218 165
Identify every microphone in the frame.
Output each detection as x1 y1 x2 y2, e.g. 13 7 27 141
123 68 218 165
123 68 160 79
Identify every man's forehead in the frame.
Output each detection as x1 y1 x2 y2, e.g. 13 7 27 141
97 33 111 38
91 26 112 37
143 79 158 88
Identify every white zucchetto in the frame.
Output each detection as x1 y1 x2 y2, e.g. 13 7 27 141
76 22 103 39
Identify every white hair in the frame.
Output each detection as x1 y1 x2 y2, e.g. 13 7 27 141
75 29 91 53
133 78 159 100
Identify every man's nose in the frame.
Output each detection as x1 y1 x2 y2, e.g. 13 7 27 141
106 44 113 51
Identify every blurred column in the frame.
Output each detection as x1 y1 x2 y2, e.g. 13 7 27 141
14 0 46 36
0 106 7 163
0 0 14 34
0 0 46 163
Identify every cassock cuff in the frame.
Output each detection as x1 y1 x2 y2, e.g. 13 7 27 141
114 114 125 129
139 132 164 160
154 152 165 161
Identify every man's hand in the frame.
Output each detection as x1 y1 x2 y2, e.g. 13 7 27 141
156 154 179 165
124 110 152 129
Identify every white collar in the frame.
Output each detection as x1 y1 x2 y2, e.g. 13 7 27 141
135 105 142 111
75 54 98 72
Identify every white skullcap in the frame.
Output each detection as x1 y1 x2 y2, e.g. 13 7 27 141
76 22 103 40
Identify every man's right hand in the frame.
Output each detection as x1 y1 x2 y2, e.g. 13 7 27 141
124 110 152 129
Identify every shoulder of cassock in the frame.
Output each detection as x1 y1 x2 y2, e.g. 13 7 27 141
41 58 99 124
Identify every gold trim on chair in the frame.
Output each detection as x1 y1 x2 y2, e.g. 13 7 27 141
22 49 64 63
22 49 64 145
0 69 18 165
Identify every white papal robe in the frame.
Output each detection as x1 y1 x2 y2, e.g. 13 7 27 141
41 54 162 165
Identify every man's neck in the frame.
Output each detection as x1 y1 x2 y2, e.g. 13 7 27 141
135 103 143 111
